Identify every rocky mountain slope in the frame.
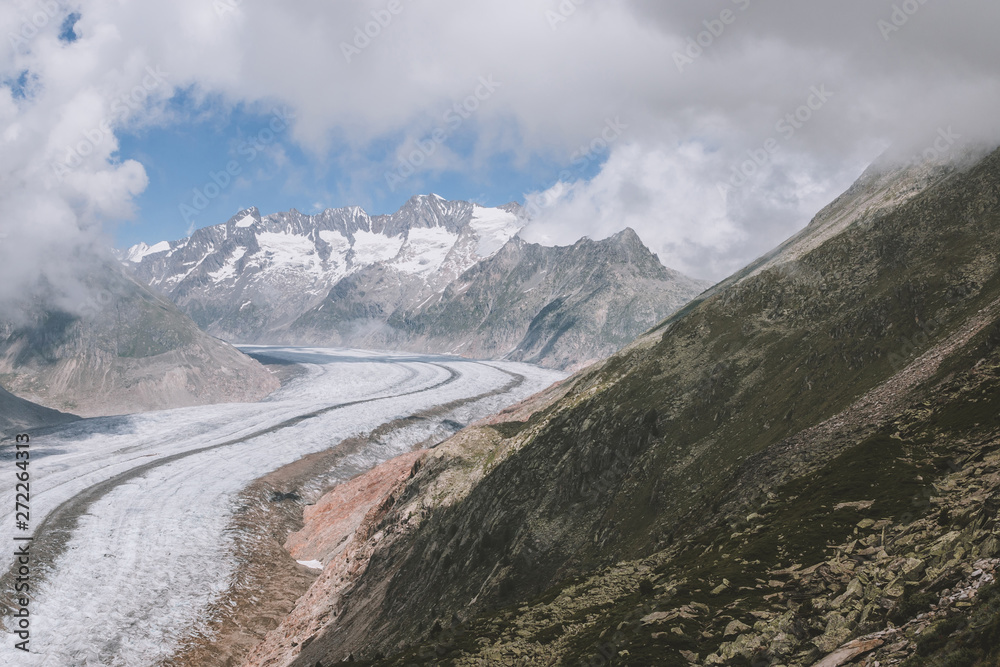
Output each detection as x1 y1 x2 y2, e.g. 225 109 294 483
291 227 704 370
123 197 707 369
240 146 1000 666
0 386 77 432
0 259 278 417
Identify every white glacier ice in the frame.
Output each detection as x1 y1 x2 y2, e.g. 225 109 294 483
0 347 565 666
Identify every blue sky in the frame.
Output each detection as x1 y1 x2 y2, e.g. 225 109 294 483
113 102 606 249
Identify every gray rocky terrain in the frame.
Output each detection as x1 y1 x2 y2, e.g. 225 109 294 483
124 197 709 370
0 260 278 417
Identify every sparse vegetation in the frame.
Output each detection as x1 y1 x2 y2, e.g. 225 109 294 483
250 151 1000 667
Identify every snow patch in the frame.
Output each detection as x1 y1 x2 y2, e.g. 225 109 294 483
127 241 171 263
209 247 247 283
318 230 352 271
235 214 256 228
469 206 521 257
318 230 348 248
257 232 321 275
164 247 214 285
351 230 404 266
391 226 459 276
297 560 324 570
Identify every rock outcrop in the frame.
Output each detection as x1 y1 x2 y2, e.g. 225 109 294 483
243 451 427 667
285 450 427 568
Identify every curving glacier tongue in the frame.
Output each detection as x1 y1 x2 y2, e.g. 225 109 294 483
0 347 565 667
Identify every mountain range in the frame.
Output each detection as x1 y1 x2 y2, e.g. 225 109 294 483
236 146 1000 666
123 196 709 370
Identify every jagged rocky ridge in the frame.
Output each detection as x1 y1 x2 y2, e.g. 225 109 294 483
241 147 1000 666
0 260 278 417
293 227 704 369
123 196 708 370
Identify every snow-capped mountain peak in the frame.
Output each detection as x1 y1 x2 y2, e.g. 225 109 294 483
123 197 524 339
124 240 171 263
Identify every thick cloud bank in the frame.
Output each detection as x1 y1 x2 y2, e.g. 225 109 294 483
1 0 997 311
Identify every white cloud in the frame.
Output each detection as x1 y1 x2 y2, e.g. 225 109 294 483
519 141 870 281
0 3 160 312
521 143 742 278
2 0 999 308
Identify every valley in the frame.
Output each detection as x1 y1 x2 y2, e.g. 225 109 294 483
234 149 1000 666
3 3 994 665
0 347 564 666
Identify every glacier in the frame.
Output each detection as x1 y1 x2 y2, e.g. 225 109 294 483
0 347 565 666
